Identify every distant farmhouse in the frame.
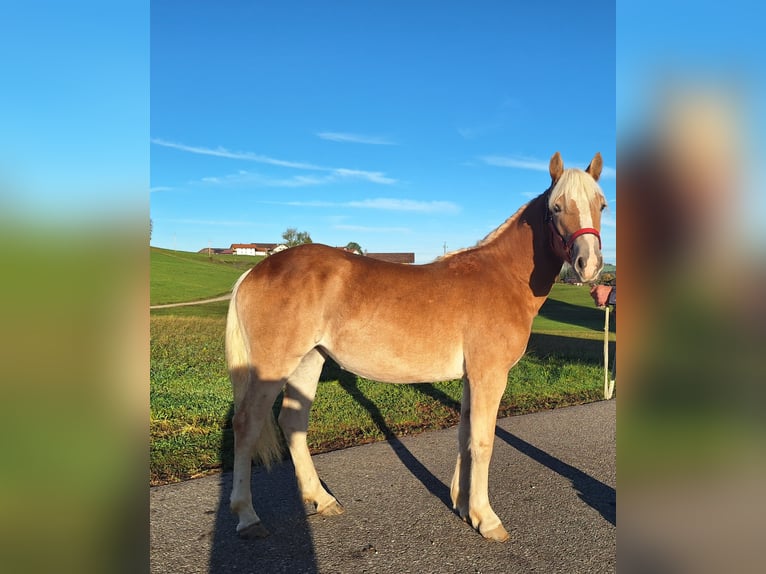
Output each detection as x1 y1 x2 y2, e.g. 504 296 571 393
197 247 233 255
199 243 414 264
366 252 415 264
230 243 288 256
198 243 289 256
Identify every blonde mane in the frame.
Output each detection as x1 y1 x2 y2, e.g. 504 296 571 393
437 203 526 260
438 167 604 262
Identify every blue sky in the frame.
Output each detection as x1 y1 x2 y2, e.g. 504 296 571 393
150 1 616 263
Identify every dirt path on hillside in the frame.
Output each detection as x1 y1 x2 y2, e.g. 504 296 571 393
150 294 231 309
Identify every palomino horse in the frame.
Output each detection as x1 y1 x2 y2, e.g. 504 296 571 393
226 151 606 542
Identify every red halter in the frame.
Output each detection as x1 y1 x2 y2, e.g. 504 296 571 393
547 218 601 265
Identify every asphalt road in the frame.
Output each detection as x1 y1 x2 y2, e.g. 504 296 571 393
150 400 615 573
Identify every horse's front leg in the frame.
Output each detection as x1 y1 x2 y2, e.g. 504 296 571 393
456 369 509 542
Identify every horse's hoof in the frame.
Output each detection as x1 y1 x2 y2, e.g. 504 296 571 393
318 500 345 516
237 522 270 539
481 524 510 542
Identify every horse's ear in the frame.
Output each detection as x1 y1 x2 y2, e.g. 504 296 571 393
549 152 564 183
586 152 603 181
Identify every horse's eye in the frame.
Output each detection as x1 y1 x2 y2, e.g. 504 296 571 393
600 203 607 212
553 204 562 213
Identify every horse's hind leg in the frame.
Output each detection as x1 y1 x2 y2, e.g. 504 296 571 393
278 348 344 516
230 375 284 538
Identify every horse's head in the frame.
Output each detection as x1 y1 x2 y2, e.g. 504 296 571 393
546 151 607 283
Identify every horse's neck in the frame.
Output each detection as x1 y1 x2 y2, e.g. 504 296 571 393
482 192 563 301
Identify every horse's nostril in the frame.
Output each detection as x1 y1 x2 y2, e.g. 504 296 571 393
576 256 585 272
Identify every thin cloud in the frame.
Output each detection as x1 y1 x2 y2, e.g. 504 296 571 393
278 200 335 208
601 213 616 229
154 138 397 185
317 132 396 145
199 168 396 187
272 198 460 214
481 155 549 171
158 218 256 226
347 198 460 214
200 171 326 188
152 138 320 170
333 168 396 185
481 154 616 178
601 166 616 179
334 224 412 233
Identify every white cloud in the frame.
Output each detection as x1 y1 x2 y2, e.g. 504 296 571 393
601 213 616 229
334 224 412 233
151 138 320 170
198 168 396 188
280 200 335 208
317 132 396 145
332 168 396 185
481 154 616 178
272 198 460 214
601 166 617 179
481 155 549 171
346 198 460 214
154 138 397 185
157 218 256 226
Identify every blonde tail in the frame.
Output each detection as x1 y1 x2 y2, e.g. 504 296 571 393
226 270 283 469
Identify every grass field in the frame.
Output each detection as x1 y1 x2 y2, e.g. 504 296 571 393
150 249 615 485
150 247 261 305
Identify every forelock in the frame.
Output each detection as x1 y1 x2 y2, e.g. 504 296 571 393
548 168 605 210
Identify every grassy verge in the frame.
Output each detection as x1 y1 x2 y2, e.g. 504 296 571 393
150 284 615 485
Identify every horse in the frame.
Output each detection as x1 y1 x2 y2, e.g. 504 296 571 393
226 151 606 542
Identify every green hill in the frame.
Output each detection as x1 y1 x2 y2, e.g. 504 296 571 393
150 247 262 305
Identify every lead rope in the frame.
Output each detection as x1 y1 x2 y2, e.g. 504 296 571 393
603 305 615 400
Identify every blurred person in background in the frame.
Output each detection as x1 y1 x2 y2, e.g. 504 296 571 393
619 86 766 573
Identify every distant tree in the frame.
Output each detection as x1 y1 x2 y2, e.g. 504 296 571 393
558 263 574 283
345 241 363 255
599 272 616 285
150 218 153 241
282 227 313 247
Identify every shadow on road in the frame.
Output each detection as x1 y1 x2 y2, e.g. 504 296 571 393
208 404 320 573
334 364 615 530
413 382 616 526
203 359 613 571
493 426 616 525
335 373 453 509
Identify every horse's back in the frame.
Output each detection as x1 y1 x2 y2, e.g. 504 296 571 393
241 243 431 297
234 244 465 381
235 243 534 382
